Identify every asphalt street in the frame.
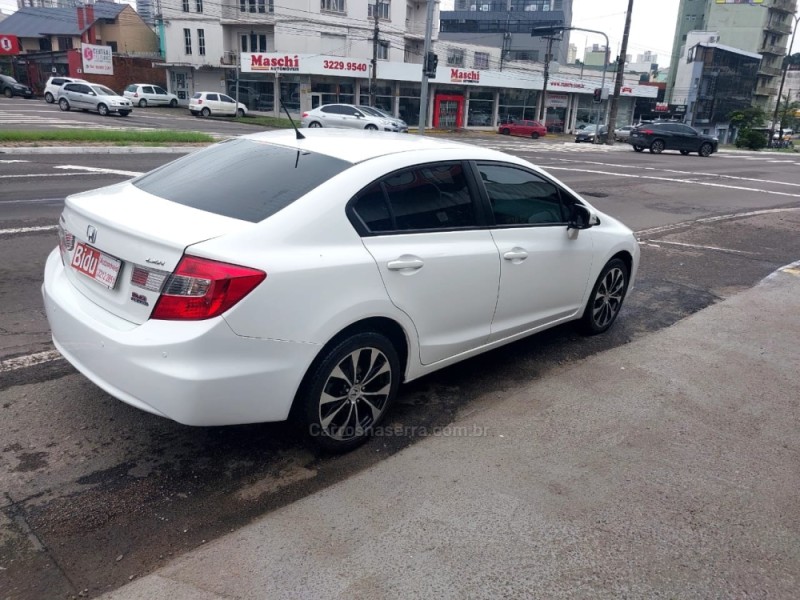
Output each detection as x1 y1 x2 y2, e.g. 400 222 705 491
1 96 800 598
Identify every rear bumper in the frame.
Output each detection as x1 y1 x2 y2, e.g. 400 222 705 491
43 249 320 426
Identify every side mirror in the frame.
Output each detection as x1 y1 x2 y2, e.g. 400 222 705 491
568 204 597 230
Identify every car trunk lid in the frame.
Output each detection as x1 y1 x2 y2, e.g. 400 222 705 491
58 181 251 325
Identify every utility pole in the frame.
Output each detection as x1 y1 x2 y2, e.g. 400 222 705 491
770 14 800 144
538 35 554 122
417 0 436 135
606 0 634 145
370 0 381 107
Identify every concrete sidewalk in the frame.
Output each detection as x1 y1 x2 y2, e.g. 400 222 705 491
100 264 798 598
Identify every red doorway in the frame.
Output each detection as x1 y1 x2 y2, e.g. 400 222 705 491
433 94 464 129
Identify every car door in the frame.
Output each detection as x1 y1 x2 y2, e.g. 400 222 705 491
350 161 501 365
219 94 237 115
140 85 155 104
475 162 595 341
677 124 701 151
205 93 221 113
152 86 169 105
69 83 90 109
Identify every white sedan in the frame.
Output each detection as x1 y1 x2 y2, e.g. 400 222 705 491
43 130 639 451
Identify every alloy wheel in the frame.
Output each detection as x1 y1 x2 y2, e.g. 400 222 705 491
591 267 626 330
317 347 392 442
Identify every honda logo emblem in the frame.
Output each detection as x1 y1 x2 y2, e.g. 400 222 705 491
86 225 97 244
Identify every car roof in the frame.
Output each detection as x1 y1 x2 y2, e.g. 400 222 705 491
240 129 512 164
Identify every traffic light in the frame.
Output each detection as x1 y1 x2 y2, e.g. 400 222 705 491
593 88 602 103
424 52 438 78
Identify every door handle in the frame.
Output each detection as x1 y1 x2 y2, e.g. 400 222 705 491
387 256 424 271
503 249 528 261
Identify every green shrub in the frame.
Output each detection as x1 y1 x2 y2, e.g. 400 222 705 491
735 129 767 150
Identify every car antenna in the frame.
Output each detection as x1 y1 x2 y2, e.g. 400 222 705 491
280 98 305 140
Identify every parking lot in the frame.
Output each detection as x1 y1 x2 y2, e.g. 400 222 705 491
2 96 800 598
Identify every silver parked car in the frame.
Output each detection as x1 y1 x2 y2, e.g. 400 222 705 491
58 82 133 116
614 125 634 142
358 105 409 132
301 104 402 131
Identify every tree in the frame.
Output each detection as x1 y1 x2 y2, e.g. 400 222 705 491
729 106 768 150
776 93 800 132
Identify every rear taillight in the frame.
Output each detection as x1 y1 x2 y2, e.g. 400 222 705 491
302 112 308 118
57 221 74 264
151 256 266 321
640 129 654 135
133 92 139 97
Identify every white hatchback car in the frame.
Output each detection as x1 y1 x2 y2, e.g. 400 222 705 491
43 76 87 104
189 91 247 117
43 130 639 451
123 83 179 108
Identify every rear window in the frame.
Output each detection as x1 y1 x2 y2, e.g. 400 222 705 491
132 138 352 223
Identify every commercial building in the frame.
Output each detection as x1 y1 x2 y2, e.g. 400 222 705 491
157 0 655 129
672 32 761 141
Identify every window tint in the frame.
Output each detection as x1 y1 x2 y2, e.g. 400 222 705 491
677 124 697 134
478 164 565 226
125 84 137 92
206 93 219 101
192 92 202 99
352 163 477 233
321 105 344 114
52 78 64 86
143 86 154 94
220 95 235 103
133 138 352 223
155 87 167 94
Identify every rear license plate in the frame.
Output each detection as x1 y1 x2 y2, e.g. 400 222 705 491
70 242 122 289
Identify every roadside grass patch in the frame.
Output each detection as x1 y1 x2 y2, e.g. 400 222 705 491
0 130 215 144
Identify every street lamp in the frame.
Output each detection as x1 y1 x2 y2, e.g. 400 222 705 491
532 25 609 143
771 12 800 143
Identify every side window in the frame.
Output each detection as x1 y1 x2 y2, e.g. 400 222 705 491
125 84 137 92
155 87 167 95
143 86 154 94
78 84 92 94
53 78 64 86
478 164 565 226
207 93 219 101
321 105 342 114
350 162 477 233
220 95 235 103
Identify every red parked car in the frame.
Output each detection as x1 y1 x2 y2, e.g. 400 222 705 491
498 119 547 139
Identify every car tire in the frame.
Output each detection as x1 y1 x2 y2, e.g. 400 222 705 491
297 332 400 452
580 258 630 335
500 128 510 135
308 121 322 128
680 150 690 155
236 108 245 117
169 99 178 108
698 142 713 157
45 92 54 104
633 145 644 152
119 111 131 117
531 132 540 140
138 99 147 107
3 88 12 98
365 124 378 130
97 104 109 117
649 139 665 154
201 107 211 117
58 98 70 111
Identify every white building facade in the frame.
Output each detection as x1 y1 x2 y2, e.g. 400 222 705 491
157 0 656 129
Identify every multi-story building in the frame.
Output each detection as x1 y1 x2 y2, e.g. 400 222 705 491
566 42 576 64
156 0 655 129
672 31 761 140
438 0 573 65
583 43 606 67
136 0 155 25
667 0 798 108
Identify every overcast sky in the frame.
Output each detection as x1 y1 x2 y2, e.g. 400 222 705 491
1 0 796 65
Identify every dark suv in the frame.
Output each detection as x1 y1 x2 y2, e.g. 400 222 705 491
0 74 33 99
628 122 718 157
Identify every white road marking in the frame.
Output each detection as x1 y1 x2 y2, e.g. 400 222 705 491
55 165 144 177
0 172 120 179
0 225 58 236
0 159 29 164
543 165 800 199
636 208 800 237
541 157 800 189
0 350 63 374
647 240 755 255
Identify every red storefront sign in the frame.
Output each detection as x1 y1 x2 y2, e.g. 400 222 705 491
0 35 20 56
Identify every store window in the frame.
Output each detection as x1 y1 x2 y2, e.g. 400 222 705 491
499 89 538 122
474 52 490 69
360 83 394 113
575 93 607 128
241 33 268 53
313 81 355 105
399 84 420 126
467 90 494 127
